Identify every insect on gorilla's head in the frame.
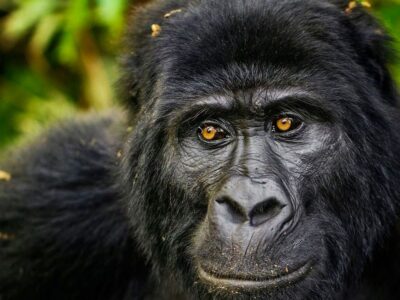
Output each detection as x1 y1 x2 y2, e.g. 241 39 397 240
119 0 400 299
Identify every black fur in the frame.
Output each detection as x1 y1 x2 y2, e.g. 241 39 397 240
1 0 400 299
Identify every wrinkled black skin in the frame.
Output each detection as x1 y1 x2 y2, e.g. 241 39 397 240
1 0 400 299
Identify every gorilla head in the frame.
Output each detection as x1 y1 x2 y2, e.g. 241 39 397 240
119 0 400 299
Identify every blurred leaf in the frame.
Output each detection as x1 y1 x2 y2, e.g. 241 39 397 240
96 0 128 32
79 31 113 109
65 0 90 32
29 14 64 58
373 2 400 84
2 0 56 42
0 64 76 148
15 95 76 141
54 0 90 66
56 30 79 66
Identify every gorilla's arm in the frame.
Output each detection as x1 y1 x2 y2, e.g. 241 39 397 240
0 115 147 300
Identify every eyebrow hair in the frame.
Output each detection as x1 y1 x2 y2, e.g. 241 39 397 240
165 88 334 126
254 88 330 110
164 95 236 125
261 93 334 121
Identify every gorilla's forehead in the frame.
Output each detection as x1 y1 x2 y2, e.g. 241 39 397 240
157 0 355 92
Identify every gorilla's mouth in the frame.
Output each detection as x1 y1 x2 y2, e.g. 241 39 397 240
197 262 312 291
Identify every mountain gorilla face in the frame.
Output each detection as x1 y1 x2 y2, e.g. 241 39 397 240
122 0 400 299
174 89 338 296
162 88 357 299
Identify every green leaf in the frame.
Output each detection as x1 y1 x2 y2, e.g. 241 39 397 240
2 0 56 41
29 13 64 56
95 0 128 32
56 31 79 66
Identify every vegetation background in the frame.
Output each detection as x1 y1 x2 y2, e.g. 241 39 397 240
0 0 399 150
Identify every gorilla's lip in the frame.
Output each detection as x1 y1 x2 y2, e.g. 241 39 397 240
198 262 312 290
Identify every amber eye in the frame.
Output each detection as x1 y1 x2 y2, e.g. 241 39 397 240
198 124 227 142
273 116 301 133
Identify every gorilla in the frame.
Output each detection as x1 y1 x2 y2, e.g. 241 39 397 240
1 0 400 299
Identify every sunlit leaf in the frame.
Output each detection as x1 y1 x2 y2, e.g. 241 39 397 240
29 14 64 57
96 0 128 32
56 31 79 66
65 0 90 33
2 0 56 42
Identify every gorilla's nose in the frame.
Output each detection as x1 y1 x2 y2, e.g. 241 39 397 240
212 177 293 232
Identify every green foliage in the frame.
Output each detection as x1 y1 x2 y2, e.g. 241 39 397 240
0 0 130 149
374 1 400 83
0 0 399 150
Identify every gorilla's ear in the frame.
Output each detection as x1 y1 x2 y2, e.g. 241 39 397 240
331 0 398 105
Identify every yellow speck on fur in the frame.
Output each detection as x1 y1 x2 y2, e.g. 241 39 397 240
0 170 11 182
151 24 162 38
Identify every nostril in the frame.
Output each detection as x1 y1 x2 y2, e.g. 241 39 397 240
216 196 247 224
249 198 285 227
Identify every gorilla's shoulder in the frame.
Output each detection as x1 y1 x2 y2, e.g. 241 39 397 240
0 111 125 193
0 111 144 300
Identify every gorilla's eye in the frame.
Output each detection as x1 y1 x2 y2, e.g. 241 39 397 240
272 116 302 134
198 123 228 142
